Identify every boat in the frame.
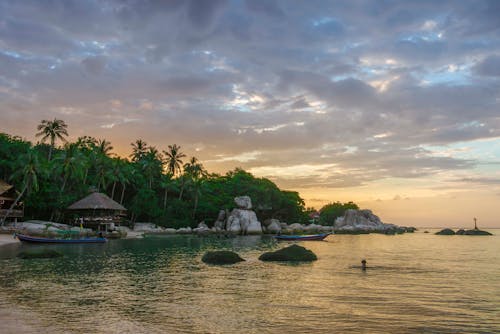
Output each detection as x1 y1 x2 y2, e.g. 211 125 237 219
274 233 331 241
15 233 107 244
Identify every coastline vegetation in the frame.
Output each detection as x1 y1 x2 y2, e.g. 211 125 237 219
0 119 318 228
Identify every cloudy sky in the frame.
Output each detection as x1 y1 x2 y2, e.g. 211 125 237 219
1 0 500 227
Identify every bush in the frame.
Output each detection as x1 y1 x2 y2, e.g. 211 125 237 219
319 201 358 225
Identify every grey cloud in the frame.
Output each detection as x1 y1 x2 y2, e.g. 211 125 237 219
474 55 500 77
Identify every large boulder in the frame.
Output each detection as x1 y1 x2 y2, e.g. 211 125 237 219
213 210 226 231
234 196 252 209
202 251 245 265
259 245 317 262
288 223 305 233
226 209 262 234
133 223 164 232
264 219 282 234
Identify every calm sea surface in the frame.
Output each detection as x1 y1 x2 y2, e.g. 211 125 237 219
0 230 499 333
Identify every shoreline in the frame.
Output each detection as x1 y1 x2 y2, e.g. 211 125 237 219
0 234 20 247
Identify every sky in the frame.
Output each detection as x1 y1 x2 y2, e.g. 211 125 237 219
1 0 500 227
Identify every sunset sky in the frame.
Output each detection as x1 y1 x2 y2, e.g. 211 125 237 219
1 1 499 227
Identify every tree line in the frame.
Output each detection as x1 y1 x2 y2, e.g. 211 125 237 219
0 119 312 227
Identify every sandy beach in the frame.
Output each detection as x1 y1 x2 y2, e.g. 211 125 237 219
0 234 19 247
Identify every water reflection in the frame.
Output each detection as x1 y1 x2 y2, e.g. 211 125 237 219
0 233 499 333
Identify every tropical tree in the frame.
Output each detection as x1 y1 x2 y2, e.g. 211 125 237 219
35 118 68 161
96 139 113 156
1 148 42 223
163 144 186 177
130 139 148 162
54 143 84 192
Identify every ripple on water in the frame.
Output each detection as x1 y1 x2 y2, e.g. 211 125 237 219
0 233 499 333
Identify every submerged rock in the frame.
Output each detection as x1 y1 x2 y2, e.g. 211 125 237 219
201 251 245 265
18 249 63 259
259 245 317 262
436 228 455 235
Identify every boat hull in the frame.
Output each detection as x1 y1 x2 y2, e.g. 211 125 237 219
274 233 330 241
16 234 107 244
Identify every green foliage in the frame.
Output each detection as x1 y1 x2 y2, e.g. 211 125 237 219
0 121 314 228
319 201 359 225
258 244 317 262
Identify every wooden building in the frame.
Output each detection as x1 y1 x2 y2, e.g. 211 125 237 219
0 180 24 222
67 192 127 232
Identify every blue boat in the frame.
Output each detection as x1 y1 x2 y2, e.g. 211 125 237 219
274 233 331 241
16 233 107 244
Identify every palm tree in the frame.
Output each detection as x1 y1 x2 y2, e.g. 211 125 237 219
54 143 84 192
141 147 163 189
130 139 148 162
96 139 113 156
163 144 186 177
36 118 68 161
183 157 207 218
160 173 173 209
1 149 42 224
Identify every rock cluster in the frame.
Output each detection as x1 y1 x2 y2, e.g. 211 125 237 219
436 228 492 236
334 209 415 234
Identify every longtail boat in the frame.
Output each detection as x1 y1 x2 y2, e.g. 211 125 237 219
274 233 331 241
16 233 107 244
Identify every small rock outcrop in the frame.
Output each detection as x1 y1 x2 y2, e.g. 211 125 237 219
464 229 492 235
226 196 263 235
201 251 245 265
436 228 456 235
259 245 317 262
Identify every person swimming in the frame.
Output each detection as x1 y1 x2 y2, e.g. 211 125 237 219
361 259 367 271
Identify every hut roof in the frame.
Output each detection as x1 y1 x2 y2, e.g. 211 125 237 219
0 180 14 196
67 192 127 211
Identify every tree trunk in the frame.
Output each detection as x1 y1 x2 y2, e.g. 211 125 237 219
1 184 27 225
111 181 117 200
178 178 185 200
163 187 168 209
192 190 199 219
120 183 126 204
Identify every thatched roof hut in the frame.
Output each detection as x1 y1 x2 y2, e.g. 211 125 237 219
0 179 23 220
67 192 126 230
68 192 126 211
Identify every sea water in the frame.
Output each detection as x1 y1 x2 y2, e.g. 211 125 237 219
0 230 499 333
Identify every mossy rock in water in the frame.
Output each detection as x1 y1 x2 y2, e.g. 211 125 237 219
201 251 245 265
18 249 63 259
259 244 317 262
435 228 455 235
464 229 492 236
